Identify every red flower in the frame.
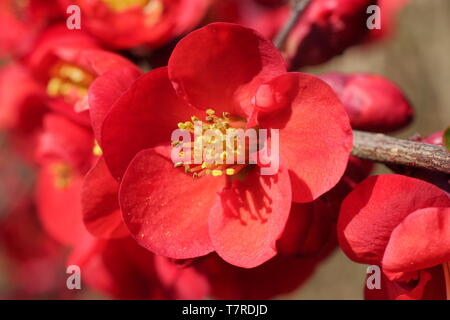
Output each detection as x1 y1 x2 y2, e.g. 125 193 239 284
58 0 211 49
337 174 450 300
24 25 140 127
320 72 414 133
97 23 352 268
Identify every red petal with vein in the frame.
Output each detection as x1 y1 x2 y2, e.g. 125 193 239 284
119 147 225 259
82 157 129 239
168 22 286 117
208 165 291 268
382 207 450 274
338 175 450 265
88 67 142 143
259 72 352 203
101 67 202 180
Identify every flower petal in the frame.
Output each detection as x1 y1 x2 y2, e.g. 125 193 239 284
168 22 286 117
338 175 450 265
119 147 225 259
208 165 291 268
88 66 142 143
382 207 450 274
258 72 352 203
101 67 202 180
82 157 129 239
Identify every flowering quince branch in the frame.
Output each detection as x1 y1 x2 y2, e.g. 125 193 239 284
274 0 312 49
352 130 450 174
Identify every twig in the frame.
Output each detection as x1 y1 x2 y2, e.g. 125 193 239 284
352 130 450 174
274 0 311 50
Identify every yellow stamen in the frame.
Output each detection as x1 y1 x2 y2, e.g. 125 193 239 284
225 168 235 176
172 109 249 179
211 169 223 177
93 141 103 156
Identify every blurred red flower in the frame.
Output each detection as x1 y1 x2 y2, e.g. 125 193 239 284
58 0 211 49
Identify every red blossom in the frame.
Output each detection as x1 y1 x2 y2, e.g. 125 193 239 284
337 174 450 300
96 23 352 268
23 25 139 127
58 0 211 49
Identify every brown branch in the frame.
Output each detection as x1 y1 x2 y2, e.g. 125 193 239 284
352 130 450 174
274 0 311 50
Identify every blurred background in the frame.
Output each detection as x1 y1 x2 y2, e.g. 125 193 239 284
0 0 449 299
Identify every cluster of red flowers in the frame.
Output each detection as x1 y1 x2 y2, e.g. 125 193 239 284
1 0 448 300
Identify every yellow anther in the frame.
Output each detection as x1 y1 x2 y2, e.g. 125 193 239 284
178 122 186 130
93 141 103 156
191 116 199 122
201 162 209 169
225 168 235 176
60 65 85 83
211 169 223 177
174 162 184 168
47 77 62 96
206 109 215 116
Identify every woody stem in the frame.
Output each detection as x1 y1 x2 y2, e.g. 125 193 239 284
274 0 311 50
444 262 450 300
352 130 450 174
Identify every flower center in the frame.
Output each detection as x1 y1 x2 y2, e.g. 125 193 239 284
46 62 94 104
173 109 250 179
